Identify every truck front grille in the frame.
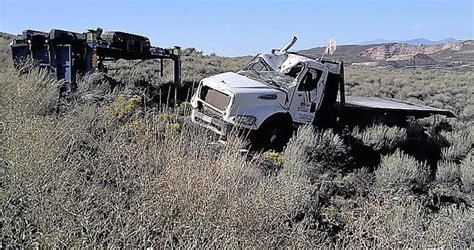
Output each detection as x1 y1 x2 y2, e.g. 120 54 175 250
201 106 222 119
200 86 230 111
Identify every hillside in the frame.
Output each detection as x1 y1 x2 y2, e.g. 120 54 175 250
298 44 376 64
359 41 467 60
362 38 457 45
299 40 473 66
431 40 474 64
0 32 14 65
0 32 14 41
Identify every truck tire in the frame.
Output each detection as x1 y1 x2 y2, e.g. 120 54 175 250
252 115 293 151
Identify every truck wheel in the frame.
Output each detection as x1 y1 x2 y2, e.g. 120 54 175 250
252 118 292 151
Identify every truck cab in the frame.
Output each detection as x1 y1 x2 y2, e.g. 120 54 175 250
190 38 454 150
190 44 342 149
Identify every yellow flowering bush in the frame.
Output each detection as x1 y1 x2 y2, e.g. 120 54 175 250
165 122 182 133
263 150 284 168
107 94 141 119
177 101 193 116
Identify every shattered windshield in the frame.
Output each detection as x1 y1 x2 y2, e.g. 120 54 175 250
237 57 297 89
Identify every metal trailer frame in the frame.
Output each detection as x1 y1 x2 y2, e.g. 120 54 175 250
10 28 182 92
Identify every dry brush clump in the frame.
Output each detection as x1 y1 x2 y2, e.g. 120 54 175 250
440 129 472 163
284 126 350 180
436 160 461 184
281 126 472 247
375 150 430 192
337 192 472 248
459 154 473 192
352 124 407 152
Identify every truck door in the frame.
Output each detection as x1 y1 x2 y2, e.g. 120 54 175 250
289 66 328 124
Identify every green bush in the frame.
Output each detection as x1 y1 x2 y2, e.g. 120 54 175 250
459 153 473 192
375 150 430 191
441 130 472 162
340 194 472 248
352 124 407 151
436 160 460 184
106 94 141 120
283 126 349 180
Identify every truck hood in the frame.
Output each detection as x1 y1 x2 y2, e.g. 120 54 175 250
203 72 273 90
200 72 287 114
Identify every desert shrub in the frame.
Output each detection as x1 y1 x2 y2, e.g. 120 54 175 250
283 126 349 180
459 153 473 192
0 114 315 247
158 113 177 121
339 193 472 248
106 94 141 120
0 66 59 116
375 150 430 191
176 101 192 116
165 122 182 133
441 129 472 162
74 72 117 103
339 197 427 247
352 124 407 152
436 160 460 184
422 205 473 247
262 150 284 169
1 66 321 248
461 103 474 122
106 59 166 87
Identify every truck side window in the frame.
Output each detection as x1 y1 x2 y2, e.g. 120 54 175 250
298 68 322 91
285 64 303 78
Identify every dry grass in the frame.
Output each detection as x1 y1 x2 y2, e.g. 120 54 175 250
0 66 316 247
1 56 473 247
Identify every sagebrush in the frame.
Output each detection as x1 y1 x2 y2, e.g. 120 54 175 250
1 56 472 247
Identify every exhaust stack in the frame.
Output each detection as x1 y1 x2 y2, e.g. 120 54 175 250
280 36 297 53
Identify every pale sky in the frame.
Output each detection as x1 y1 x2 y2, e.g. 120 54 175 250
1 0 472 56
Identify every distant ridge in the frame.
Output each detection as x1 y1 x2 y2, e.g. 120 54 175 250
298 40 473 65
361 38 457 45
0 32 14 40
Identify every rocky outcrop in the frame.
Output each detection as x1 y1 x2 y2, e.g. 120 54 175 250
358 41 466 60
352 54 439 68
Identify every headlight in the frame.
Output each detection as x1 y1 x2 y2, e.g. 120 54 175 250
233 115 256 126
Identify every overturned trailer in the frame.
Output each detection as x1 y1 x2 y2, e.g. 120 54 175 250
190 37 455 150
10 28 181 91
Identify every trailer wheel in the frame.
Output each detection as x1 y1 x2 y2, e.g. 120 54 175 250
252 115 293 151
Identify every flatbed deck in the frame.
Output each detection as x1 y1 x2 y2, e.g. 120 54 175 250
336 96 455 118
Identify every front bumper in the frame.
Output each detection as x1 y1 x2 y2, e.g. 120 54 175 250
191 109 231 136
